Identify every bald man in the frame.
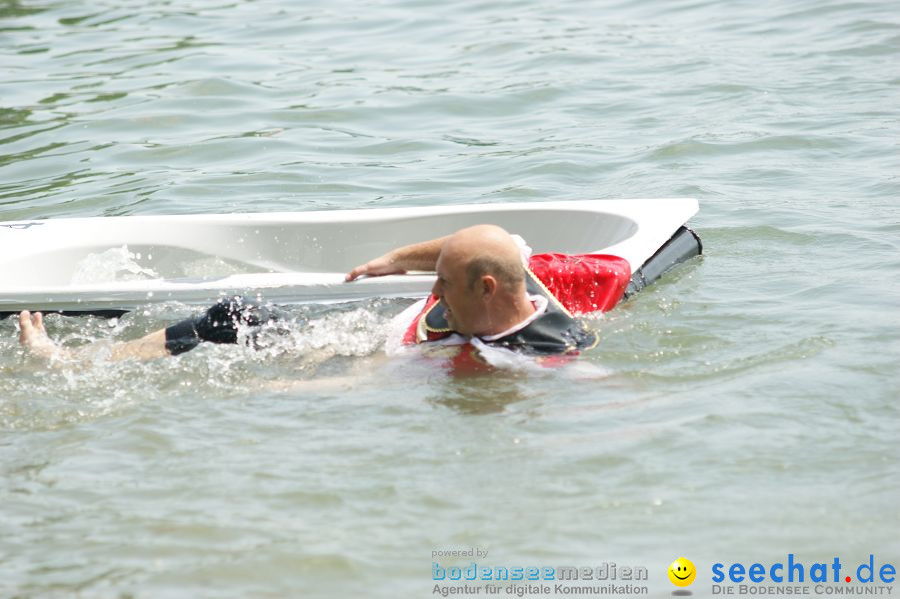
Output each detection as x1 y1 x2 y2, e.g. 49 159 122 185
347 224 630 358
18 225 630 362
348 225 536 337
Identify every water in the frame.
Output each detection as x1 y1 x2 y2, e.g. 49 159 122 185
1 0 899 596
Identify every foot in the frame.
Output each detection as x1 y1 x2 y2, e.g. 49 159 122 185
18 311 60 359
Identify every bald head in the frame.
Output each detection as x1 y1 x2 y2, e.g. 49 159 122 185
432 224 535 336
441 224 526 291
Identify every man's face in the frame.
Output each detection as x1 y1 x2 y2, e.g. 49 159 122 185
432 252 482 336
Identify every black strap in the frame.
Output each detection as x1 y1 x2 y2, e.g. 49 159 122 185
163 297 284 356
164 319 201 355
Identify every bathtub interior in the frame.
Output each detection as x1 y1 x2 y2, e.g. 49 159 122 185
1 208 638 289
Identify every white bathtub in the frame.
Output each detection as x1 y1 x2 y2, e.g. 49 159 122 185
0 198 699 313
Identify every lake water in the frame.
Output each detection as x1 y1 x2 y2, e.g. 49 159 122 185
1 0 898 597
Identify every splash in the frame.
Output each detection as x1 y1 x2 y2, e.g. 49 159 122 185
0 296 613 431
71 246 159 285
248 300 397 363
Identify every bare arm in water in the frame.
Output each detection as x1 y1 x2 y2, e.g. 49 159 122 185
19 309 386 392
17 298 269 362
344 235 449 281
18 310 171 361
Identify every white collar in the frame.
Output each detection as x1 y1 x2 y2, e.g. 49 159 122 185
479 295 548 342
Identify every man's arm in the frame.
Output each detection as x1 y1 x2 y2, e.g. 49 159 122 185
344 235 450 281
18 310 170 361
18 298 272 363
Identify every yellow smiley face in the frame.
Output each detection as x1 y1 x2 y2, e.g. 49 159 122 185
668 557 696 587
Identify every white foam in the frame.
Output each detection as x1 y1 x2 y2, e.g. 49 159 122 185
71 246 159 285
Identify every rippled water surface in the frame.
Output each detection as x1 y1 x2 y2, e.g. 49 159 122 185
1 0 899 596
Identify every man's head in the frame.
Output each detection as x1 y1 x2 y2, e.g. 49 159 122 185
431 224 530 336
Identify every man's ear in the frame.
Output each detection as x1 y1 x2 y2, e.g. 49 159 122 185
480 275 497 298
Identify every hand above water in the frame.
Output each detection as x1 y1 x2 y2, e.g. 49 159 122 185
344 252 406 282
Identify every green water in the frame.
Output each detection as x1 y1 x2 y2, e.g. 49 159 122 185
1 0 898 597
